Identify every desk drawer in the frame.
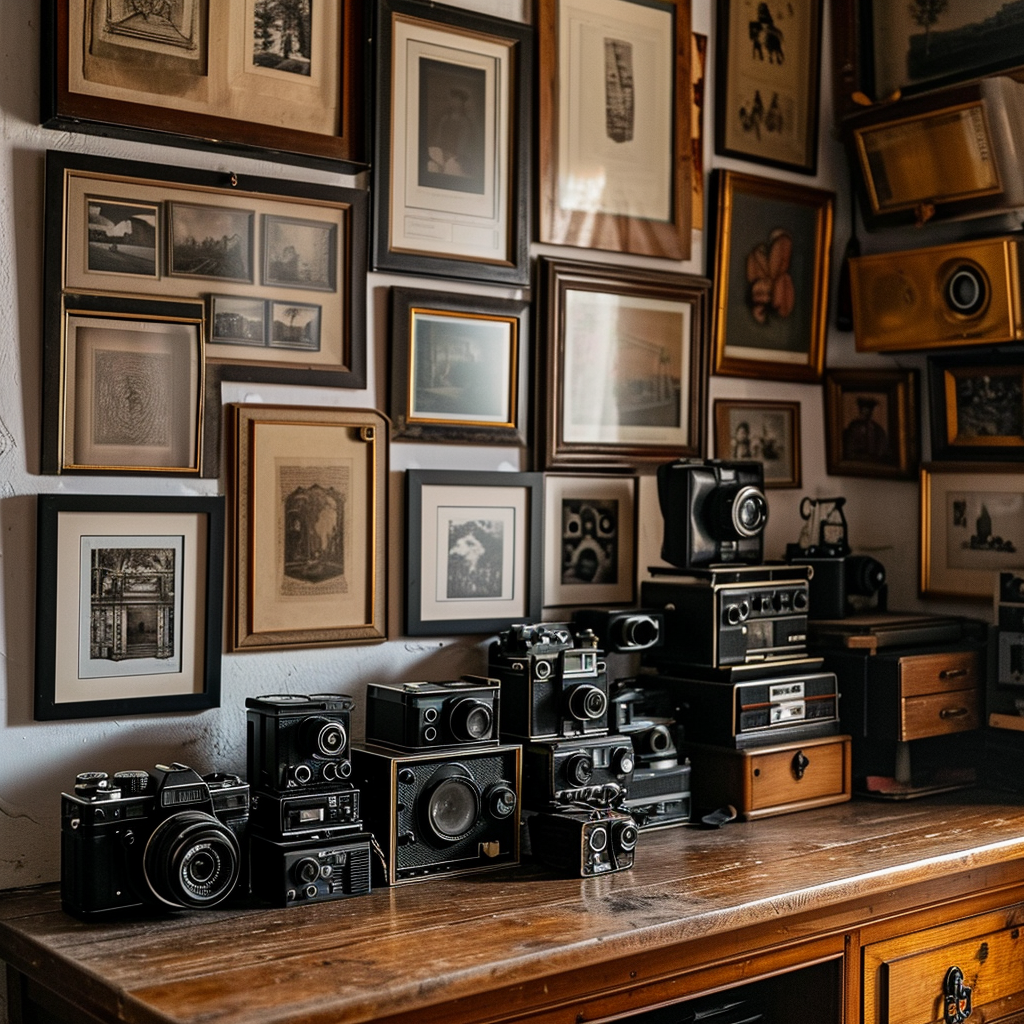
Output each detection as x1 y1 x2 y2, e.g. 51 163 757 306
899 650 981 698
901 687 980 741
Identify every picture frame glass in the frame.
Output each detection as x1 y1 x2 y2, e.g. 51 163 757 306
948 366 1024 448
715 402 798 487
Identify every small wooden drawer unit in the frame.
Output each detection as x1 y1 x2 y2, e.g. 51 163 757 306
898 649 981 741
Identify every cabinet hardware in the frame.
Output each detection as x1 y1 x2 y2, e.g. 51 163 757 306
943 965 972 1024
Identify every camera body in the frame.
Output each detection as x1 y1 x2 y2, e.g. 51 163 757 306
786 550 887 619
249 831 373 906
522 734 635 806
249 787 361 839
571 608 664 653
527 805 638 876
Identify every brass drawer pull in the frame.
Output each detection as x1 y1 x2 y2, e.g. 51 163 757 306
939 668 969 680
939 707 970 719
943 965 972 1023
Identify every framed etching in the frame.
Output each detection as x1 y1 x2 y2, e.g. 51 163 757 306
713 399 801 489
538 0 691 259
230 404 388 651
372 0 533 285
34 493 224 721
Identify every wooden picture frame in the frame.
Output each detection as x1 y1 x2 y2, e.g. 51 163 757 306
388 287 529 446
824 369 919 479
34 493 224 721
405 469 543 636
713 399 802 489
714 0 823 174
372 0 532 285
538 0 691 260
709 170 833 383
42 0 366 170
538 257 709 469
230 404 388 651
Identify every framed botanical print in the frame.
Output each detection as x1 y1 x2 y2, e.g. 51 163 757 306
713 399 801 488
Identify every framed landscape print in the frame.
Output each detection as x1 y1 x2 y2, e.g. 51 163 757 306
713 399 801 488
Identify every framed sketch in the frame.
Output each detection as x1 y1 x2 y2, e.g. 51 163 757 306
920 463 1024 599
34 493 224 721
538 0 691 260
372 0 532 285
824 369 919 479
230 404 388 651
388 287 529 446
405 470 543 636
715 0 822 174
42 0 366 169
709 170 833 383
713 400 801 488
543 474 636 607
538 257 709 469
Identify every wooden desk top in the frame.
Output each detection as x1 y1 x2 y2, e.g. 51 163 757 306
4 793 1024 1024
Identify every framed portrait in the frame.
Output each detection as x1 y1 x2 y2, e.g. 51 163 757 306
34 493 224 721
230 404 388 651
538 0 691 260
538 257 709 469
405 470 543 636
388 287 529 446
824 369 919 479
713 400 801 488
42 0 366 169
372 0 532 285
543 474 636 607
920 463 1024 599
715 0 822 174
709 170 833 383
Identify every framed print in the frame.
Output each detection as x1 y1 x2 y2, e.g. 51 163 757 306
211 295 266 347
715 0 822 174
388 287 529 446
920 463 1024 599
713 400 801 488
372 0 532 285
538 257 709 469
230 404 388 651
543 474 636 607
168 203 254 283
405 470 543 636
538 0 691 260
710 170 833 383
269 301 321 351
34 493 224 721
42 0 366 170
262 215 337 291
824 369 919 479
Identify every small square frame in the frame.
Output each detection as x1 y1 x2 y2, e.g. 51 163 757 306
713 399 802 489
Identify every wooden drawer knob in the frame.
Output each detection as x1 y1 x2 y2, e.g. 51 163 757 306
943 965 972 1023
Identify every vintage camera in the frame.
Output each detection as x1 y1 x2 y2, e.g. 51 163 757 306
572 608 664 653
61 763 249 918
522 734 635 807
249 830 372 906
246 693 354 792
657 459 768 569
250 786 361 839
527 804 638 876
365 676 500 751
489 623 610 740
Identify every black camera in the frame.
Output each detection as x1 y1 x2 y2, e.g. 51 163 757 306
522 734 635 806
249 830 373 906
61 763 249 918
657 459 768 568
572 608 664 653
250 787 361 839
527 804 638 876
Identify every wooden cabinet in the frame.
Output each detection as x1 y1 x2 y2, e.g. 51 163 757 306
898 650 981 740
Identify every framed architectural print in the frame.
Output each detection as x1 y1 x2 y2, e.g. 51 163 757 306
34 493 224 721
538 0 691 259
405 470 543 636
713 400 801 488
372 0 532 285
230 404 388 651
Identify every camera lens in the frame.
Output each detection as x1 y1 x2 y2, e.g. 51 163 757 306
612 614 660 650
566 684 608 722
845 555 886 597
143 811 240 909
423 767 480 842
731 485 769 538
615 820 639 852
447 698 494 742
566 752 594 786
302 716 347 758
294 857 321 885
587 826 609 853
485 783 517 819
945 264 987 316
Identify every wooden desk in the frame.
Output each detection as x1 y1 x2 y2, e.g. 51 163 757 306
5 793 1024 1024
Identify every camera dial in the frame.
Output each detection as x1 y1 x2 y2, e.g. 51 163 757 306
612 745 636 776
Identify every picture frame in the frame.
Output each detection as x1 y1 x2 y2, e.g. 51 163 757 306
538 257 710 469
713 399 802 489
543 474 637 608
714 0 823 174
34 493 224 721
920 462 1024 600
405 469 543 636
538 0 691 260
388 287 529 446
230 404 388 651
41 0 367 170
709 170 833 383
372 0 533 285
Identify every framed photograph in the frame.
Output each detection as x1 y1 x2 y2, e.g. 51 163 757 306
372 0 532 285
543 474 636 607
709 170 833 383
230 404 388 651
405 470 543 636
42 0 366 170
269 301 321 351
928 351 1024 462
34 493 224 721
824 369 919 479
262 215 337 291
714 0 822 174
713 400 801 488
388 287 529 446
86 195 160 277
538 0 691 260
538 257 709 469
168 202 254 283
210 295 266 347
920 463 1024 599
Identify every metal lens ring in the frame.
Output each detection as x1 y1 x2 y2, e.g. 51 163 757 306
566 684 608 722
448 697 493 742
144 811 240 909
423 766 480 843
615 615 660 649
731 485 768 538
944 262 988 316
303 716 348 758
616 820 639 852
